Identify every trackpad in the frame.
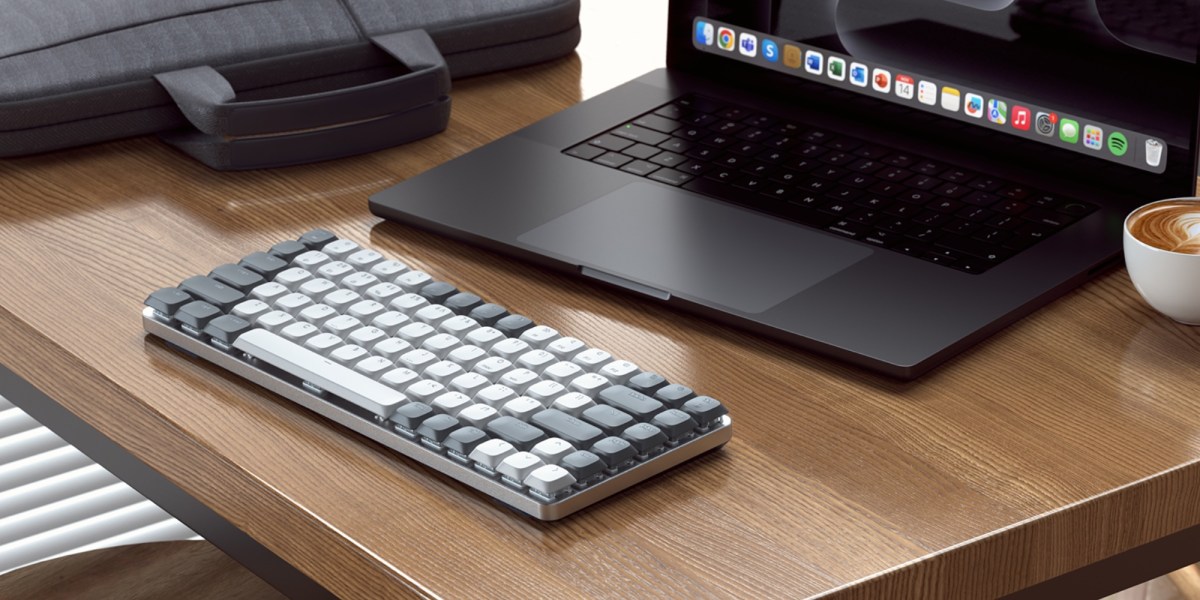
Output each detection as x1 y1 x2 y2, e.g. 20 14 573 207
517 182 873 314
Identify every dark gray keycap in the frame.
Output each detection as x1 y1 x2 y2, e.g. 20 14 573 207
560 450 606 482
209 264 265 293
144 288 192 317
416 414 460 444
594 152 634 169
647 170 693 187
611 124 670 146
444 293 483 315
654 384 695 409
627 372 668 395
389 402 434 430
530 409 605 449
495 315 535 338
299 229 337 250
590 437 637 468
485 416 547 451
203 315 253 345
468 303 509 326
622 144 662 160
621 423 668 455
565 144 606 160
179 276 245 312
444 427 489 457
651 409 698 441
581 405 635 436
175 301 222 331
269 240 309 262
239 252 289 280
588 134 635 152
683 396 728 428
420 281 458 304
620 160 660 177
597 386 664 420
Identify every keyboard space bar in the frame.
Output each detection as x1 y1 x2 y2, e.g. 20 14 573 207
233 329 408 418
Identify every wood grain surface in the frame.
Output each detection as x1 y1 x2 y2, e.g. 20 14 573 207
2 1 1200 598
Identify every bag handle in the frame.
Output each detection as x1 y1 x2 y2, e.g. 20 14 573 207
154 29 451 169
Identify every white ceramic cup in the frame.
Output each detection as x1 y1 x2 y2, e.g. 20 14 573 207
1123 197 1200 325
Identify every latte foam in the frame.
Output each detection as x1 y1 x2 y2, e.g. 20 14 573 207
1128 201 1200 255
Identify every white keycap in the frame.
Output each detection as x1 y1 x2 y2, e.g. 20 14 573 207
342 272 380 294
447 345 488 370
414 304 454 327
551 392 595 417
422 333 462 359
499 368 539 394
354 356 394 378
303 333 343 355
396 270 433 292
365 282 404 305
546 337 587 360
473 356 513 381
531 438 575 465
372 338 413 361
280 321 320 343
469 439 516 469
330 344 369 367
299 277 338 299
465 327 505 348
321 239 360 261
323 314 362 337
475 384 518 409
348 326 387 348
293 250 331 271
516 349 556 372
370 260 409 280
399 349 439 372
439 315 479 337
491 338 532 361
496 452 544 484
346 249 384 271
232 299 271 321
431 392 473 416
569 372 610 397
500 393 543 420
519 326 560 349
389 293 429 315
524 464 576 497
423 360 465 385
371 311 410 335
251 282 290 304
298 303 338 327
380 368 420 390
234 329 405 418
275 267 314 291
317 261 355 282
323 289 362 312
542 361 585 385
448 372 491 397
256 310 294 333
525 380 566 406
405 379 446 403
275 292 314 316
347 300 386 322
572 348 613 371
457 403 499 429
599 360 640 385
397 322 437 346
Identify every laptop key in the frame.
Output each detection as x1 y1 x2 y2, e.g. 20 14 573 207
648 170 694 187
594 152 633 169
622 143 662 160
657 138 693 154
621 161 660 177
632 114 681 134
612 124 670 146
650 152 687 168
588 134 634 152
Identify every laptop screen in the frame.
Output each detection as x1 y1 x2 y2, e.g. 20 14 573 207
671 1 1200 194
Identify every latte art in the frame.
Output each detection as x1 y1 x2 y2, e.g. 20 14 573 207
1128 201 1200 255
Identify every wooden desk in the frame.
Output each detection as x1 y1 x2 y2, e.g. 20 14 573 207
2 1 1199 597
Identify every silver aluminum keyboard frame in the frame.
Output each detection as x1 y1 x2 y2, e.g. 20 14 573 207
143 308 733 520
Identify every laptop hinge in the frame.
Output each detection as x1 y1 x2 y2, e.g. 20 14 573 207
580 267 671 301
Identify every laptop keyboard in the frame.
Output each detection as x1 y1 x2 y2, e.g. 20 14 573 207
564 94 1097 275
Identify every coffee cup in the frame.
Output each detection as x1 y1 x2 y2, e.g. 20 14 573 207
1124 198 1200 325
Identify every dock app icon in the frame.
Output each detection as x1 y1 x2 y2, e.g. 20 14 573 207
784 45 803 68
941 87 961 112
717 27 736 51
739 32 758 57
696 21 715 46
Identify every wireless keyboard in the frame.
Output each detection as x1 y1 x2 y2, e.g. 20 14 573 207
141 229 732 520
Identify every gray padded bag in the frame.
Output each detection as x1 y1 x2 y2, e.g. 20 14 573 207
0 0 580 169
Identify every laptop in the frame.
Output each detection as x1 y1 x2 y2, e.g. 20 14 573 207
370 0 1200 379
